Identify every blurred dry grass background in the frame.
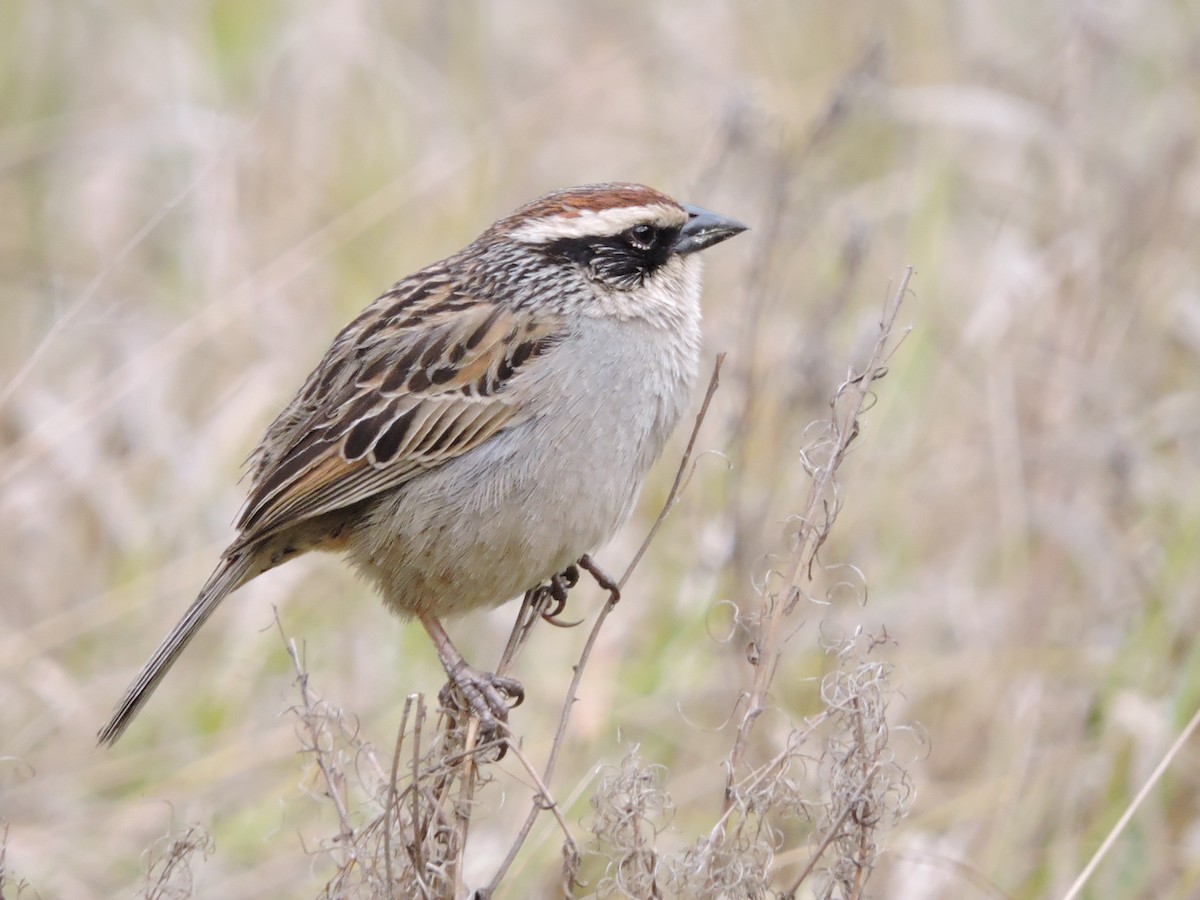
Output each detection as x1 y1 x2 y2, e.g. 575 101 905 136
3 0 1200 897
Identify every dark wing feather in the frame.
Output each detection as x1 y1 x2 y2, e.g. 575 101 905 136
233 270 564 547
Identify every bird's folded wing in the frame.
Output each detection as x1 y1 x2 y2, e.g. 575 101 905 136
233 294 564 547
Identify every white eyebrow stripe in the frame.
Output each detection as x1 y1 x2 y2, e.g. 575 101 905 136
509 204 686 243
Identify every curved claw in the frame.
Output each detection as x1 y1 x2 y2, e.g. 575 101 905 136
538 574 570 621
541 610 584 628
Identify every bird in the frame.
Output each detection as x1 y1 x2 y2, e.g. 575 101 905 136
98 182 747 746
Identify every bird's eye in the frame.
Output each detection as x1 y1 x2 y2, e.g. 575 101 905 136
626 224 658 250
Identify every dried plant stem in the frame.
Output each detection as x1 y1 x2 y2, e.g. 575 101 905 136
481 588 620 899
501 737 579 850
704 712 830 848
1061 699 1200 900
445 559 564 891
782 770 876 898
142 823 215 900
849 693 878 900
408 699 432 896
451 718 481 899
383 695 415 893
722 269 912 818
617 352 726 589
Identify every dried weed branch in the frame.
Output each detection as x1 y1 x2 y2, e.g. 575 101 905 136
1061 699 1200 900
806 629 914 897
141 824 215 900
588 749 675 899
724 269 912 802
282 625 503 898
707 270 914 897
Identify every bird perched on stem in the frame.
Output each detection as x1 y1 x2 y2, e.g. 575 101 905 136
98 182 746 746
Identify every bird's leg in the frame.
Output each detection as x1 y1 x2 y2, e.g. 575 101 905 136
578 553 621 604
419 612 524 733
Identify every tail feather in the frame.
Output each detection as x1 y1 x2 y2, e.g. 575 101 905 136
97 551 257 746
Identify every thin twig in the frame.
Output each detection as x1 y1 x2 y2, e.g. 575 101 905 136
849 692 878 900
618 353 726 590
383 695 416 892
500 734 579 855
484 594 621 897
1061 699 1200 900
782 769 878 898
703 712 831 852
411 699 428 873
451 716 482 899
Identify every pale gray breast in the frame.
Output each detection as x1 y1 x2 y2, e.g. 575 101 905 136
347 311 699 616
524 314 697 478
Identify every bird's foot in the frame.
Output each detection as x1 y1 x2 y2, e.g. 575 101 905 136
437 662 524 738
578 553 620 603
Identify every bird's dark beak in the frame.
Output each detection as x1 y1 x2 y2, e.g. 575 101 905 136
674 204 749 255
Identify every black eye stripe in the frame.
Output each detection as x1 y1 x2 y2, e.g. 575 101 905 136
540 224 682 291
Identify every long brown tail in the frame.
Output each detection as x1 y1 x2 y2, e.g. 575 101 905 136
97 549 258 746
